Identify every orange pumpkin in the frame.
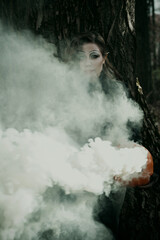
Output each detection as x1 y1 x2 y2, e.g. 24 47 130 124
128 150 153 187
114 146 154 187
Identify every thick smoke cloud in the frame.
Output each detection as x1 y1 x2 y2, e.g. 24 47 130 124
0 22 146 240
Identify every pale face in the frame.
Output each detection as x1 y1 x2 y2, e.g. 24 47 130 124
77 43 105 77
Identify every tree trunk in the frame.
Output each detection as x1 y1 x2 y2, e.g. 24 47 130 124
135 0 152 95
150 0 157 70
0 1 160 239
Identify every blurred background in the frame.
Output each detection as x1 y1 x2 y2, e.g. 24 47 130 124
136 0 160 132
149 0 160 131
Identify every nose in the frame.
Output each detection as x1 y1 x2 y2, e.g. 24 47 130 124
85 57 92 66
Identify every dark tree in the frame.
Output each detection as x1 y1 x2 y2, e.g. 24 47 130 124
150 0 157 71
0 1 160 239
135 0 152 95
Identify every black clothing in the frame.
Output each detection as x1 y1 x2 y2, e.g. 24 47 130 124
94 188 126 240
94 72 142 239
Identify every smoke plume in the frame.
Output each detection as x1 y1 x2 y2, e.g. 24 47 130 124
0 22 146 240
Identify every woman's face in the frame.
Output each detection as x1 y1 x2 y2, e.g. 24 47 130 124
77 43 105 77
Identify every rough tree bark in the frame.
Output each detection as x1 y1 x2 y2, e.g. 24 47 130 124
0 1 160 239
135 0 152 95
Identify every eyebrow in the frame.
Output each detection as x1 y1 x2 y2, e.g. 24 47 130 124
78 50 100 53
89 50 100 53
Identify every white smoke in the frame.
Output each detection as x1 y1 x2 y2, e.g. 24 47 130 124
0 22 146 240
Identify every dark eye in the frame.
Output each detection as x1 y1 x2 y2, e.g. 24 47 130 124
90 54 100 59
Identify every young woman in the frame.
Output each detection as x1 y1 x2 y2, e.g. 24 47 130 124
66 32 154 239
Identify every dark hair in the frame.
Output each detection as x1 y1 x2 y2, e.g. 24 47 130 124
69 32 107 57
66 32 121 80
